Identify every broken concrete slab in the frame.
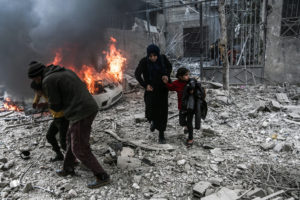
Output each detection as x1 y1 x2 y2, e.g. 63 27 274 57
208 177 223 186
134 113 147 123
207 81 223 89
246 188 266 198
288 112 300 122
260 142 276 151
9 179 20 188
117 156 141 170
273 143 293 152
193 181 212 198
276 93 290 104
201 187 238 200
202 128 217 137
268 100 281 111
120 147 135 157
22 182 33 193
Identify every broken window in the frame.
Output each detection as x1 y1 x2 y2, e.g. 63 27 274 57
281 0 300 37
183 27 209 57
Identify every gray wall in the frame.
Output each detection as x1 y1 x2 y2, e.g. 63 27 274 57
265 0 300 84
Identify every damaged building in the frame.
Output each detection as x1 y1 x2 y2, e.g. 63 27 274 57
116 0 299 85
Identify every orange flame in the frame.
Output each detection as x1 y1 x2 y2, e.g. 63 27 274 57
48 37 126 94
2 98 23 112
52 48 62 65
104 37 126 82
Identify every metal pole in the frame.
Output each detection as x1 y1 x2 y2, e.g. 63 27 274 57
199 3 204 80
146 11 152 42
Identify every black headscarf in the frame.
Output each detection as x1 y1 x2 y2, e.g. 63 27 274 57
146 44 166 83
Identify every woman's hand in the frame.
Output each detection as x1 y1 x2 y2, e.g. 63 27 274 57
146 85 153 91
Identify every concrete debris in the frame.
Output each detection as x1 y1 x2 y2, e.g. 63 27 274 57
9 179 20 188
0 157 8 163
117 156 141 169
2 160 14 170
273 143 293 152
0 84 299 199
22 182 33 193
132 183 140 190
120 147 135 157
67 189 77 198
90 195 97 200
210 148 222 156
177 159 186 166
134 113 147 123
208 177 223 186
193 181 212 198
201 187 238 200
288 112 300 122
268 100 281 111
246 188 267 198
207 82 223 89
237 164 247 170
276 93 290 104
260 142 276 151
202 128 217 137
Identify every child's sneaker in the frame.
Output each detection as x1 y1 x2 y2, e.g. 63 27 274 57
186 139 193 146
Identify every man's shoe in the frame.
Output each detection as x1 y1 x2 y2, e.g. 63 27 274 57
150 121 155 132
159 131 166 144
159 138 166 144
56 169 75 177
87 173 111 189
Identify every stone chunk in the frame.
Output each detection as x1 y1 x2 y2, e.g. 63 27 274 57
68 189 77 198
9 180 20 188
22 182 33 193
276 93 290 104
246 188 266 198
268 100 281 111
177 159 186 166
134 113 147 123
193 181 212 198
117 156 141 169
201 187 238 200
0 157 8 164
208 177 223 186
120 147 135 157
260 142 276 151
273 143 293 152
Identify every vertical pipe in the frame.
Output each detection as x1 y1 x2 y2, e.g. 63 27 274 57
262 0 268 83
230 0 234 67
146 11 152 42
199 3 204 79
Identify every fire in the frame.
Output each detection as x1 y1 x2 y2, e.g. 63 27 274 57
52 48 62 65
104 37 127 82
1 98 23 112
49 37 126 94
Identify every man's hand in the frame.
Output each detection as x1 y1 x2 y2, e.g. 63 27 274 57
162 76 168 83
189 89 194 94
146 85 153 91
32 103 37 109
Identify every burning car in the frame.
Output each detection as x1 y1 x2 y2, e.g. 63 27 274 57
92 81 123 110
50 37 126 110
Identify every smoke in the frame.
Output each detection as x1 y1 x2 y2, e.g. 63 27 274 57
0 0 144 98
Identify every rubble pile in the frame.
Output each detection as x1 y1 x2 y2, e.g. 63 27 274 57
0 83 299 200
